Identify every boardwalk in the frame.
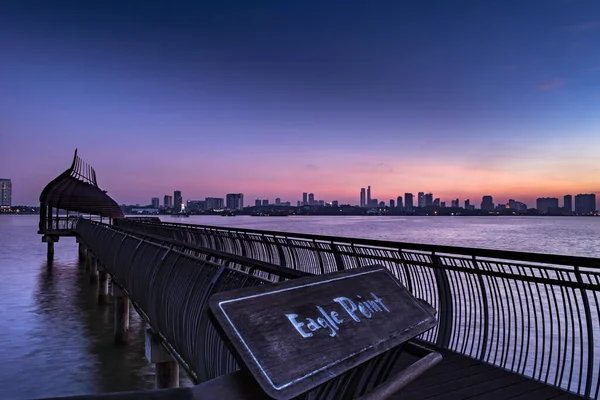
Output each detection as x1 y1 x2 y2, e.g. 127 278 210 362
395 347 581 400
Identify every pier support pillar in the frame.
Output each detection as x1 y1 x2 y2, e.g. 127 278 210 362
145 329 179 389
78 242 85 260
89 256 99 284
113 286 130 345
98 268 109 304
42 235 58 263
85 249 92 271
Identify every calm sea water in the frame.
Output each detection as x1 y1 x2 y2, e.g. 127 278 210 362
1 214 599 399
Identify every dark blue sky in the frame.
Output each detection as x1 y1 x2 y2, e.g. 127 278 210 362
1 1 599 205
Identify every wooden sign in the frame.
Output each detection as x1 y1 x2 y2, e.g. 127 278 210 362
208 265 437 400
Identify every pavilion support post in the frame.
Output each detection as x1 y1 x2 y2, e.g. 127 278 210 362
42 235 58 263
113 285 130 345
98 267 109 304
89 256 99 284
47 241 54 262
145 328 179 389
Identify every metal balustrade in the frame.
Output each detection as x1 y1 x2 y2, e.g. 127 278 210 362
74 219 418 399
115 218 600 399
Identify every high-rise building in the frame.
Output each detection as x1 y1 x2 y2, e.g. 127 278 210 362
481 195 494 212
360 188 366 208
174 190 183 210
440 201 446 208
205 197 224 210
318 200 325 207
0 179 12 209
536 197 559 213
405 193 414 210
465 199 470 209
151 197 159 208
418 192 425 208
575 194 596 215
451 199 459 208
262 199 269 206
564 195 573 213
367 186 371 205
433 198 440 207
187 200 206 211
255 199 262 207
302 192 308 205
396 196 403 209
332 200 338 207
308 193 315 205
163 195 173 209
424 193 433 207
275 198 281 205
226 193 244 210
390 199 395 208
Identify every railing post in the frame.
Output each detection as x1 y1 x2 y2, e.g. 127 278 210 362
331 243 346 271
432 253 453 349
472 256 490 361
574 266 594 398
275 237 287 268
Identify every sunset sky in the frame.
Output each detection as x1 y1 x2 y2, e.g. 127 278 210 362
1 1 599 206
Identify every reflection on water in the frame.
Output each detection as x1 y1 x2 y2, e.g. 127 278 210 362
0 216 190 400
1 214 599 398
164 214 600 257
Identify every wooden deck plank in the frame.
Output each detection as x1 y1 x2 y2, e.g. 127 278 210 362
392 347 583 400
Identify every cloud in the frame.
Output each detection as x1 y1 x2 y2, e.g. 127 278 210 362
569 20 600 33
538 78 563 90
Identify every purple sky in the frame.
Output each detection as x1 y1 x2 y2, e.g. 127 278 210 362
1 1 600 207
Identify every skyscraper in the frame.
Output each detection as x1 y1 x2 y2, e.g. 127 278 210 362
164 195 173 209
367 186 371 205
360 188 366 208
226 193 244 210
151 197 159 208
418 192 425 208
308 193 315 205
302 192 308 205
396 196 403 209
174 190 183 210
390 199 395 208
404 193 414 210
424 193 433 207
575 194 596 215
0 179 12 209
536 197 559 213
481 195 494 212
564 195 573 213
205 197 225 210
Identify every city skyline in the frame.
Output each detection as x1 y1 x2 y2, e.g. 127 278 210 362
2 173 599 211
1 2 600 205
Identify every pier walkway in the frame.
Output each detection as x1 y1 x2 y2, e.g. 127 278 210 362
114 218 600 399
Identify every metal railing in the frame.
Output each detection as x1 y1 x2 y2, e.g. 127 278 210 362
75 219 419 399
115 218 600 399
